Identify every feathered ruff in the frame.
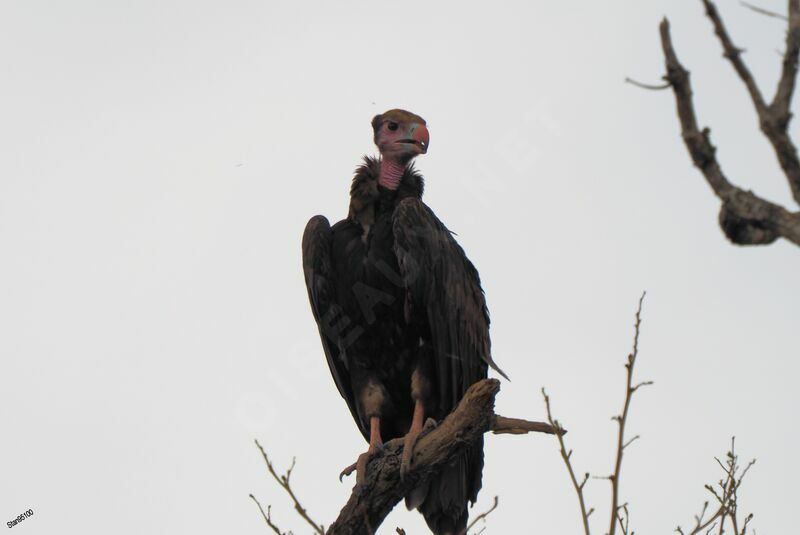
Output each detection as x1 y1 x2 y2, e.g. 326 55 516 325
348 155 424 224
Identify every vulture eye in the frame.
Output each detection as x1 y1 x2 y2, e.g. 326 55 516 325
387 122 399 131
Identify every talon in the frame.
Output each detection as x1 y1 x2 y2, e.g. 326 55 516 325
423 417 437 430
339 461 357 482
340 415 383 484
355 451 371 485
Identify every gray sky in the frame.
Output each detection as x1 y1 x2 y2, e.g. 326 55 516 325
1 1 798 533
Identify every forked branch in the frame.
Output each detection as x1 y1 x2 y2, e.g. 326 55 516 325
658 13 800 246
252 440 326 534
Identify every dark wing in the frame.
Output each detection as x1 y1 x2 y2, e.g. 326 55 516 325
392 198 508 415
302 215 365 438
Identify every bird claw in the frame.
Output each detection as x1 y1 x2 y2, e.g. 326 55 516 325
339 447 381 485
339 461 357 482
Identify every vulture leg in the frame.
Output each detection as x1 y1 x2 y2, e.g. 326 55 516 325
339 416 383 484
401 357 433 478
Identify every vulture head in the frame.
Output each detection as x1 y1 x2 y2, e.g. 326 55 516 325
371 109 429 163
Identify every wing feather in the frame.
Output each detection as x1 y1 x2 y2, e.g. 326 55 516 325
302 215 365 438
392 198 507 415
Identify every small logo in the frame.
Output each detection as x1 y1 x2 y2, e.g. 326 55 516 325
7 509 33 529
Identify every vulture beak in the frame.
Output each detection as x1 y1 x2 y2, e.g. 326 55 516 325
395 123 430 155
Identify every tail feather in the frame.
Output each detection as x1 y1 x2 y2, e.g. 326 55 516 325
417 445 482 535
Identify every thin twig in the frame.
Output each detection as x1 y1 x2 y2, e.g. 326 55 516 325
676 438 757 535
249 494 287 535
616 503 633 535
608 292 649 535
543 389 593 535
254 440 325 534
740 1 788 20
625 77 672 90
675 501 724 535
459 496 499 535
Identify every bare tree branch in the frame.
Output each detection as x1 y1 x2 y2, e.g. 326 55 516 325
701 0 768 114
676 438 757 535
659 16 800 245
607 292 649 535
492 415 562 435
459 496 499 535
771 1 800 125
741 1 789 20
543 293 650 535
624 77 672 91
543 389 593 535
324 379 557 535
250 495 290 535
616 503 634 535
700 0 800 206
253 440 325 534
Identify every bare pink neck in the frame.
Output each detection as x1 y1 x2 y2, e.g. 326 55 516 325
378 158 405 190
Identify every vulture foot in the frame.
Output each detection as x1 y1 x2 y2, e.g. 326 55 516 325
400 418 437 478
339 445 382 485
340 417 383 484
400 408 438 479
338 462 357 482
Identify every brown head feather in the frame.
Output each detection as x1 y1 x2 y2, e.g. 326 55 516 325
371 109 427 144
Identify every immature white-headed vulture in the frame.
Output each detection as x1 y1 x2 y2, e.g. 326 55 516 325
302 109 507 534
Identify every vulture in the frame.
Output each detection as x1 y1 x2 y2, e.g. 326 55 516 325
302 109 506 534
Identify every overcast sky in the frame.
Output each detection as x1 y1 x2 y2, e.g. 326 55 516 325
1 1 798 534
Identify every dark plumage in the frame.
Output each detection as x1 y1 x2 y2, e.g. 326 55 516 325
302 110 505 534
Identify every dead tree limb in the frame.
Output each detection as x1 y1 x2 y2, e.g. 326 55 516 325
606 292 651 535
543 388 593 535
491 415 562 435
656 2 800 246
740 1 789 21
253 440 326 534
542 293 650 535
326 378 560 535
676 438 756 535
250 494 293 535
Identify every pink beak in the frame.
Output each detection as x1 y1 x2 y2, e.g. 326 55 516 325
412 124 430 153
